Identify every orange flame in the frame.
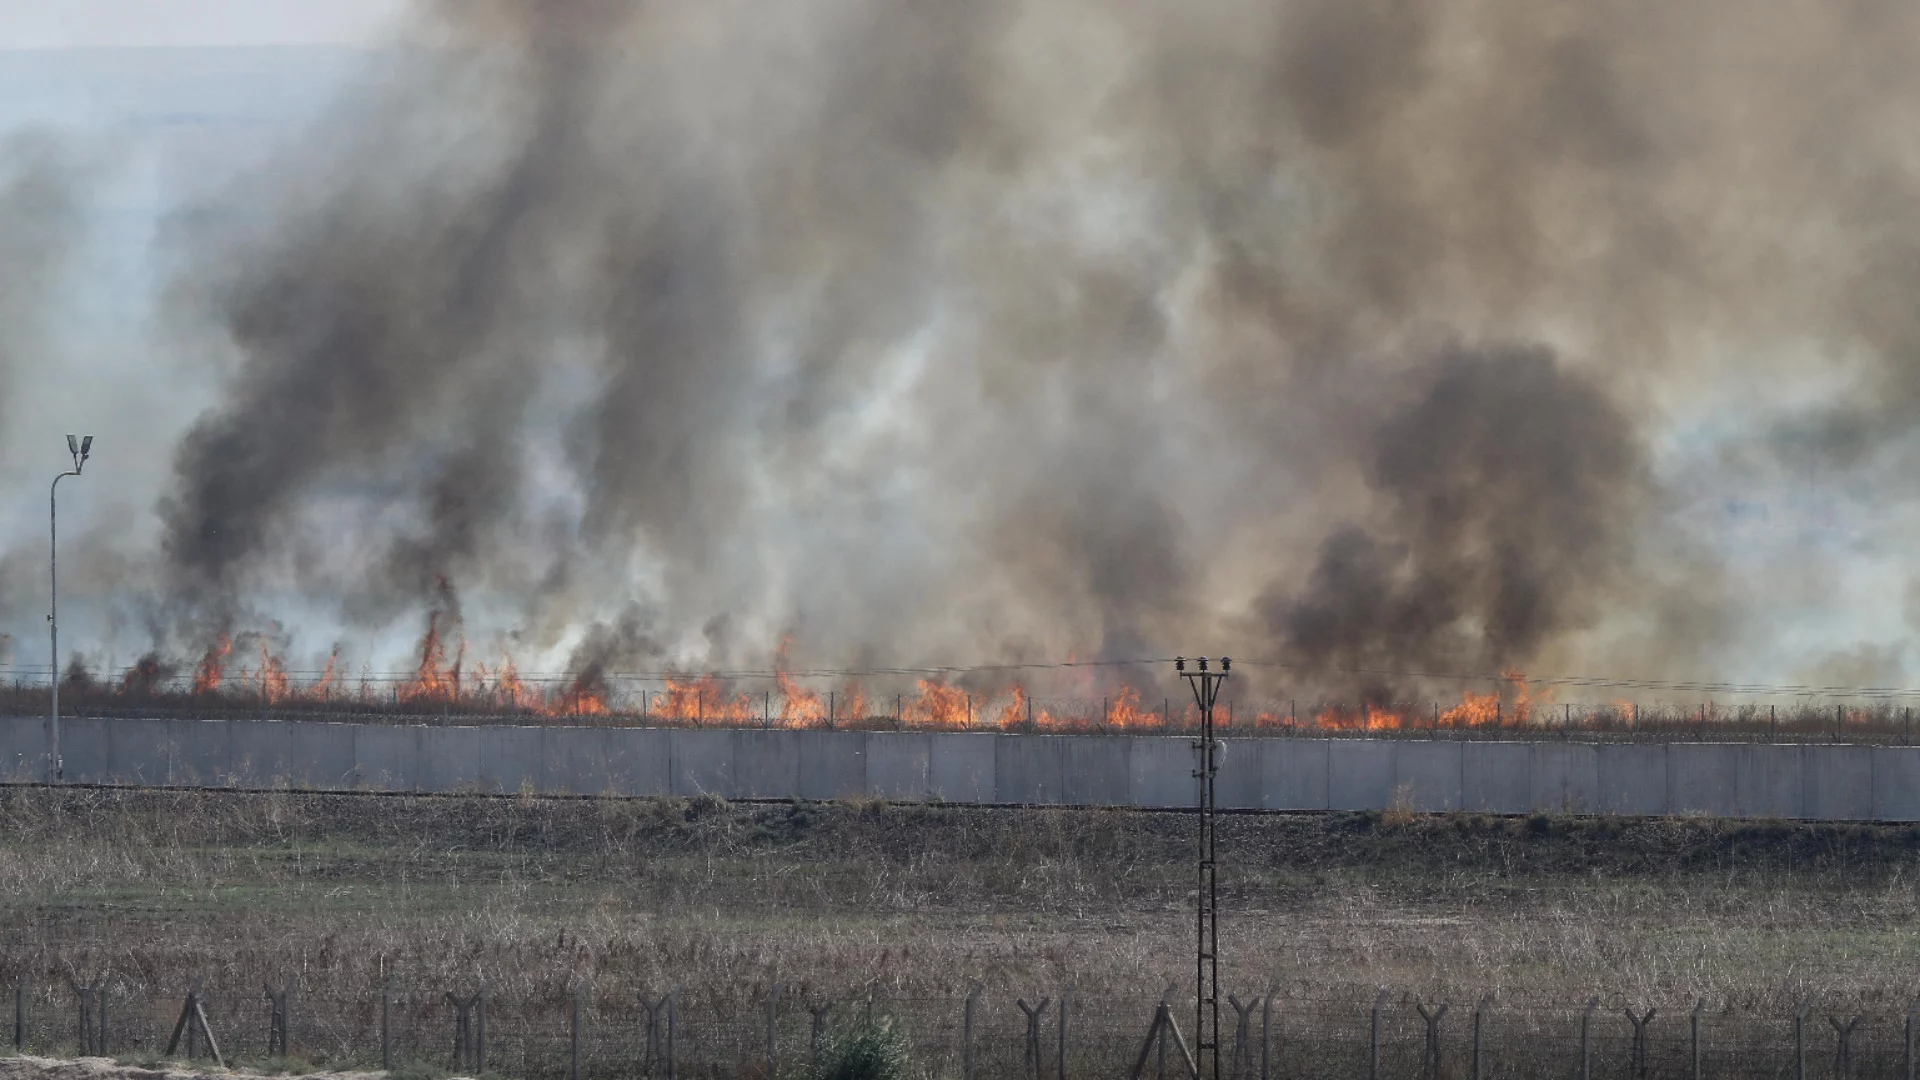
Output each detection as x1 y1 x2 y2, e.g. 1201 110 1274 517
255 640 291 704
191 635 231 694
402 611 464 703
1104 685 1158 728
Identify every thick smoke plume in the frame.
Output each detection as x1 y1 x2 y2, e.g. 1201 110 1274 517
1263 344 1644 700
108 0 1920 697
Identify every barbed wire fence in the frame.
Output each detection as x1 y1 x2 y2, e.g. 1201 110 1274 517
6 977 1916 1080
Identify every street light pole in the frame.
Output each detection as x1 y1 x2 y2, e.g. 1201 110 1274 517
48 434 92 783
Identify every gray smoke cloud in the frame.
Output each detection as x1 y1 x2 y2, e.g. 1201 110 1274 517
0 132 85 413
132 0 1920 697
0 130 91 632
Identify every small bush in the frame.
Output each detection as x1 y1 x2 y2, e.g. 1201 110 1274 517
810 1016 912 1080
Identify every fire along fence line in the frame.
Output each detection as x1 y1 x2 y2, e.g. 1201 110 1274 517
9 716 1920 820
5 980 1916 1080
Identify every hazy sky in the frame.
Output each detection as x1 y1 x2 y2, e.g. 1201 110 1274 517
0 0 403 48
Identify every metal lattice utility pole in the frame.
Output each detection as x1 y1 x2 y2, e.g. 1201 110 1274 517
1177 655 1229 1080
48 434 92 784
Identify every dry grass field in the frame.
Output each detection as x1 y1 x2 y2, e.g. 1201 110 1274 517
2 788 1918 1076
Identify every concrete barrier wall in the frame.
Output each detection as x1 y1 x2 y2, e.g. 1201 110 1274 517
12 716 1920 820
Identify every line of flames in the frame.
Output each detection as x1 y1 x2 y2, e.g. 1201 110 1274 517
116 622 1568 731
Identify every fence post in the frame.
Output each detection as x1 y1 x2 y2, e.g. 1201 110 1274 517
1830 1014 1862 1080
447 992 470 1069
766 982 786 1078
381 978 392 1071
1625 1007 1655 1080
1058 986 1072 1080
265 982 292 1058
1158 983 1179 1080
73 982 91 1056
1260 981 1276 1080
185 980 199 1060
1795 997 1812 1080
14 980 24 1051
964 985 982 1080
1416 1001 1448 1080
1227 995 1260 1080
1018 997 1052 1080
570 983 583 1080
1472 995 1490 1080
1580 998 1599 1080
665 986 678 1080
1691 1000 1704 1080
1369 989 1389 1080
1906 999 1918 1080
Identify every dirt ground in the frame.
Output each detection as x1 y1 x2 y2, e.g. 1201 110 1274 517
0 1056 395 1080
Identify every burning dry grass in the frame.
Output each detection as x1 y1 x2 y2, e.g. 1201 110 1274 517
13 669 1920 743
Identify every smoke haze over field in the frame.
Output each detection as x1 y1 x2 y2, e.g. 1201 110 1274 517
6 0 1920 701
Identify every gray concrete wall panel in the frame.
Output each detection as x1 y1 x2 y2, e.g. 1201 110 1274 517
735 730 802 799
800 732 868 801
995 735 1065 804
1260 739 1330 811
1529 743 1597 813
98 718 172 786
59 717 111 784
168 720 233 786
1668 744 1738 818
1461 743 1531 814
416 727 484 793
585 728 671 796
473 727 543 794
1059 736 1131 806
351 725 419 791
1129 737 1194 808
228 721 297 785
1327 740 1394 811
284 722 354 788
0 718 41 780
539 727 597 794
867 733 932 801
1871 748 1920 822
1215 739 1263 810
1734 744 1803 819
929 733 995 802
670 730 736 798
1393 741 1464 812
1595 744 1667 815
1804 745 1874 820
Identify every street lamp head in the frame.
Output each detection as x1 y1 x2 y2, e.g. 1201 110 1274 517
66 434 93 472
